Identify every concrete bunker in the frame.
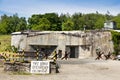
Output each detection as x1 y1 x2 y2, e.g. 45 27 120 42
11 31 114 59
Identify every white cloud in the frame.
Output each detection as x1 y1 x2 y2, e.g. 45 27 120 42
0 0 120 18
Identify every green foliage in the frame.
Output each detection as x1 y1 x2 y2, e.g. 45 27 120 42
0 35 18 52
0 15 9 34
5 45 18 53
0 35 11 52
72 13 83 30
1 12 120 34
28 13 62 31
0 14 27 34
111 31 120 55
71 13 106 30
32 18 50 30
12 46 18 53
62 19 74 31
112 14 120 29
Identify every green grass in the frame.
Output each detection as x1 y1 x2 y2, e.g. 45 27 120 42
0 35 11 52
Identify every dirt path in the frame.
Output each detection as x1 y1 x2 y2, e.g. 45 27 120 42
0 59 120 80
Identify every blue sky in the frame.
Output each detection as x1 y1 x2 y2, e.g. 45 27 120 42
0 0 120 18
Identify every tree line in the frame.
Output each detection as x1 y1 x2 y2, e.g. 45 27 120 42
0 12 120 34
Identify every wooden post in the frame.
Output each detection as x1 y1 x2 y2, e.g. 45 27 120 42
22 50 24 62
37 50 39 61
53 51 57 63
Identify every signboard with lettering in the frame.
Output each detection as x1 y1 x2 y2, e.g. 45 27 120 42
31 61 50 74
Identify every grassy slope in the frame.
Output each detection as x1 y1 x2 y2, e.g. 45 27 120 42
0 35 22 63
0 35 11 52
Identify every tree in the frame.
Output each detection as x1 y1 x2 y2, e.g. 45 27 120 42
28 13 62 31
0 15 8 34
0 14 27 34
59 13 68 22
112 14 120 29
94 14 106 29
80 13 106 30
32 18 50 30
15 17 27 31
105 11 113 21
28 14 43 29
72 13 83 30
111 31 120 55
95 18 104 29
2 12 120 34
62 19 74 31
44 13 62 31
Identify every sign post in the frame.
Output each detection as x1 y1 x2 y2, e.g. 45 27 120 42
31 61 50 74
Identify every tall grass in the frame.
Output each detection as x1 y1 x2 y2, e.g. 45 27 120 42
0 35 11 52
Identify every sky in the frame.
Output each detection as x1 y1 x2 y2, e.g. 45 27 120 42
0 0 120 18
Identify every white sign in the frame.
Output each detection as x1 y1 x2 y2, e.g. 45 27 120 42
31 61 50 74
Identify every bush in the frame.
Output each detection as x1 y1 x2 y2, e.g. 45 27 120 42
111 31 120 55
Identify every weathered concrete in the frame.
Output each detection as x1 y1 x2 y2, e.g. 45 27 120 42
11 30 114 58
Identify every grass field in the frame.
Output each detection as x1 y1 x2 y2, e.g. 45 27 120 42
0 35 11 52
0 35 19 62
